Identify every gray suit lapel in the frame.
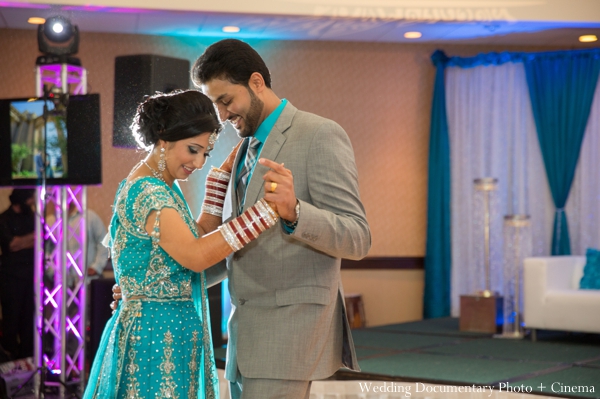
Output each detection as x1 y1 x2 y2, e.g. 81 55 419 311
244 102 297 209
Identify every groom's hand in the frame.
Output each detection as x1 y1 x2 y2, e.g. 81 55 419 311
110 284 122 314
260 158 297 222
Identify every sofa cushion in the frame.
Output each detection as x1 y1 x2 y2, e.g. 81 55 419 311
580 248 600 290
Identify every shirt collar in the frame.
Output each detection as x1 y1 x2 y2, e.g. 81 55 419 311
253 99 288 144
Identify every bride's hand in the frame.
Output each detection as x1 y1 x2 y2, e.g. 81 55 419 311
219 141 243 173
111 284 122 314
265 200 279 216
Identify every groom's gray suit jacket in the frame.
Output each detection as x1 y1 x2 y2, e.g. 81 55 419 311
206 101 371 381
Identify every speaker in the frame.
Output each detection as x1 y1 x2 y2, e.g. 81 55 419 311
112 54 190 148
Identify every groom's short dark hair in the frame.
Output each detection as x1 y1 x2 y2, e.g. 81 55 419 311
191 39 272 89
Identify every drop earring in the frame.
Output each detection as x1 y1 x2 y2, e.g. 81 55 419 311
158 148 166 172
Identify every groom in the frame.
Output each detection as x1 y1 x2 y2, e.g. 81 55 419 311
193 39 371 399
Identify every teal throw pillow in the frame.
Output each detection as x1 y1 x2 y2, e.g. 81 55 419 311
580 247 600 290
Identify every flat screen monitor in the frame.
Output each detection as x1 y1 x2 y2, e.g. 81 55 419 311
0 94 101 187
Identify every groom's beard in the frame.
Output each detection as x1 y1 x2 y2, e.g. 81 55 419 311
237 88 264 138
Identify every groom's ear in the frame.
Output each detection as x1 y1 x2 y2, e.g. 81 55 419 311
248 72 266 94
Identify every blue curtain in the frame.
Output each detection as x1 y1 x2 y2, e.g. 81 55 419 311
524 51 600 255
424 50 451 318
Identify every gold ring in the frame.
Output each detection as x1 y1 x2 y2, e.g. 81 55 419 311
270 182 277 193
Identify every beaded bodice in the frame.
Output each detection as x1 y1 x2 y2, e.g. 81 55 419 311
108 177 198 300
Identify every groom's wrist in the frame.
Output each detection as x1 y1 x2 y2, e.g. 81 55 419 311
282 199 300 233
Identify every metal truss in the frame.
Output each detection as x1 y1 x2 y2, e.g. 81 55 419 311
35 63 87 97
34 63 87 397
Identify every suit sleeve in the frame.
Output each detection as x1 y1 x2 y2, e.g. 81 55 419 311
204 259 228 288
290 120 371 260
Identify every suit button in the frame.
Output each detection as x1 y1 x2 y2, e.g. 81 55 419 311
238 298 247 305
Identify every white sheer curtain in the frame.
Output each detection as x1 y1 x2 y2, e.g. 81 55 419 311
567 80 600 256
447 62 546 316
444 61 600 316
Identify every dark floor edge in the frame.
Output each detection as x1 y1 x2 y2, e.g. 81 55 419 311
575 355 600 367
354 335 475 354
341 257 424 270
367 326 493 340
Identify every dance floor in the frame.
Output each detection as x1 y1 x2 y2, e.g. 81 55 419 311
215 318 600 399
12 318 600 398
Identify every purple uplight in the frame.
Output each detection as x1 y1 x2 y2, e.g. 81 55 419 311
40 64 64 73
43 355 60 372
60 5 156 13
44 222 59 244
67 253 83 277
0 1 50 8
43 317 57 334
67 188 82 210
66 355 77 375
66 318 82 339
44 286 61 308
41 76 62 87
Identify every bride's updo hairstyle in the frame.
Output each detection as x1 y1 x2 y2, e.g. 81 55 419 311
131 89 222 151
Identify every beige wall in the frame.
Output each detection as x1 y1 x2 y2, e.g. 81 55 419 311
0 28 569 325
0 29 438 257
342 269 425 327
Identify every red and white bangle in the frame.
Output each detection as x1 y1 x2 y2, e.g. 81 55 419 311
219 198 279 251
201 167 231 217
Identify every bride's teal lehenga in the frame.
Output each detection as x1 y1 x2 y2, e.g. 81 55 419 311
84 176 219 399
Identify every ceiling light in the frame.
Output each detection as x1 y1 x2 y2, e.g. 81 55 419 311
222 26 240 33
52 22 64 33
41 16 74 43
37 15 80 57
28 17 46 25
579 35 598 43
404 31 422 39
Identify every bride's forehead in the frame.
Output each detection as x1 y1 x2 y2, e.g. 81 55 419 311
174 134 211 147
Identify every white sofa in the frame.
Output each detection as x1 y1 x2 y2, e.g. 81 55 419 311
523 256 600 339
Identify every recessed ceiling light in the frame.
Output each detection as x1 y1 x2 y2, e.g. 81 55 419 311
222 26 240 33
404 31 422 39
28 17 46 25
579 35 598 43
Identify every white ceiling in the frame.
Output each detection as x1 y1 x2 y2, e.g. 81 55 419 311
1 2 599 46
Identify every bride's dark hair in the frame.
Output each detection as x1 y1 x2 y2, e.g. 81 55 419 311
131 90 222 151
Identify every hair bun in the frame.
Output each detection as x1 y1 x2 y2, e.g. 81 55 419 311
131 92 177 149
145 96 170 126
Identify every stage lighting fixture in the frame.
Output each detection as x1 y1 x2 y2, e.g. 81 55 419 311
37 15 80 60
